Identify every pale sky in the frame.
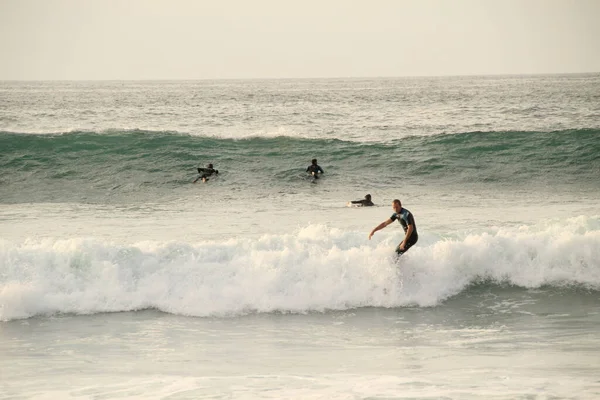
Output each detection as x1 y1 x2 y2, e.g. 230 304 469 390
1 0 599 80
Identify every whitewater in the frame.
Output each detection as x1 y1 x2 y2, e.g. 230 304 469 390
2 217 600 322
1 75 600 399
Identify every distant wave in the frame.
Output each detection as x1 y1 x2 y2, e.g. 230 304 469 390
1 128 599 203
1 216 599 321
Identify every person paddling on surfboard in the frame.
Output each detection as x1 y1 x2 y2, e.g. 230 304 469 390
306 158 324 179
193 163 219 183
368 199 418 256
349 194 374 207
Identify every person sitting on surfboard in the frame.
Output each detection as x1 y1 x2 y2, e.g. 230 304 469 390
306 158 324 179
350 194 374 207
368 199 418 256
193 163 218 183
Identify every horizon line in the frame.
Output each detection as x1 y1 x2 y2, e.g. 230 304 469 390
1 71 599 82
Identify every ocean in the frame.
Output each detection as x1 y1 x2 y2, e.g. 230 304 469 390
1 75 600 399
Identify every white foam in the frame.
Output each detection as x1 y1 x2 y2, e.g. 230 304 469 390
1 218 599 321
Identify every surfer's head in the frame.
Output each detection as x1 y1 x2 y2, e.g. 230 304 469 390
311 158 317 165
365 194 371 201
207 163 213 168
392 199 402 212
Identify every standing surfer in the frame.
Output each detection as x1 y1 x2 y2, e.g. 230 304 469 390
369 199 418 256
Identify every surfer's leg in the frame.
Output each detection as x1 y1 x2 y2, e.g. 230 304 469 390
395 236 418 256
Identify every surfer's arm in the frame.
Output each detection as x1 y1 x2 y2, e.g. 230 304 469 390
368 219 393 240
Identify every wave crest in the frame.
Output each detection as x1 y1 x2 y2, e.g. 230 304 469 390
2 218 599 321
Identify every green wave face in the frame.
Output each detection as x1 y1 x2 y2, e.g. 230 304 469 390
1 129 599 203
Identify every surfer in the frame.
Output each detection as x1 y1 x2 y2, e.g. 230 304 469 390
306 158 324 179
349 194 374 207
193 163 219 183
368 199 418 256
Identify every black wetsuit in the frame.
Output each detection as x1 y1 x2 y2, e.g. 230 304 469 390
390 208 418 255
197 167 218 180
351 199 374 206
306 164 324 178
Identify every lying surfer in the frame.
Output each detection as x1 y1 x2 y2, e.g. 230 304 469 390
193 163 219 183
349 194 374 207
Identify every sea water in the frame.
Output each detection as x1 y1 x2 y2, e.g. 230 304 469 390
1 75 600 399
